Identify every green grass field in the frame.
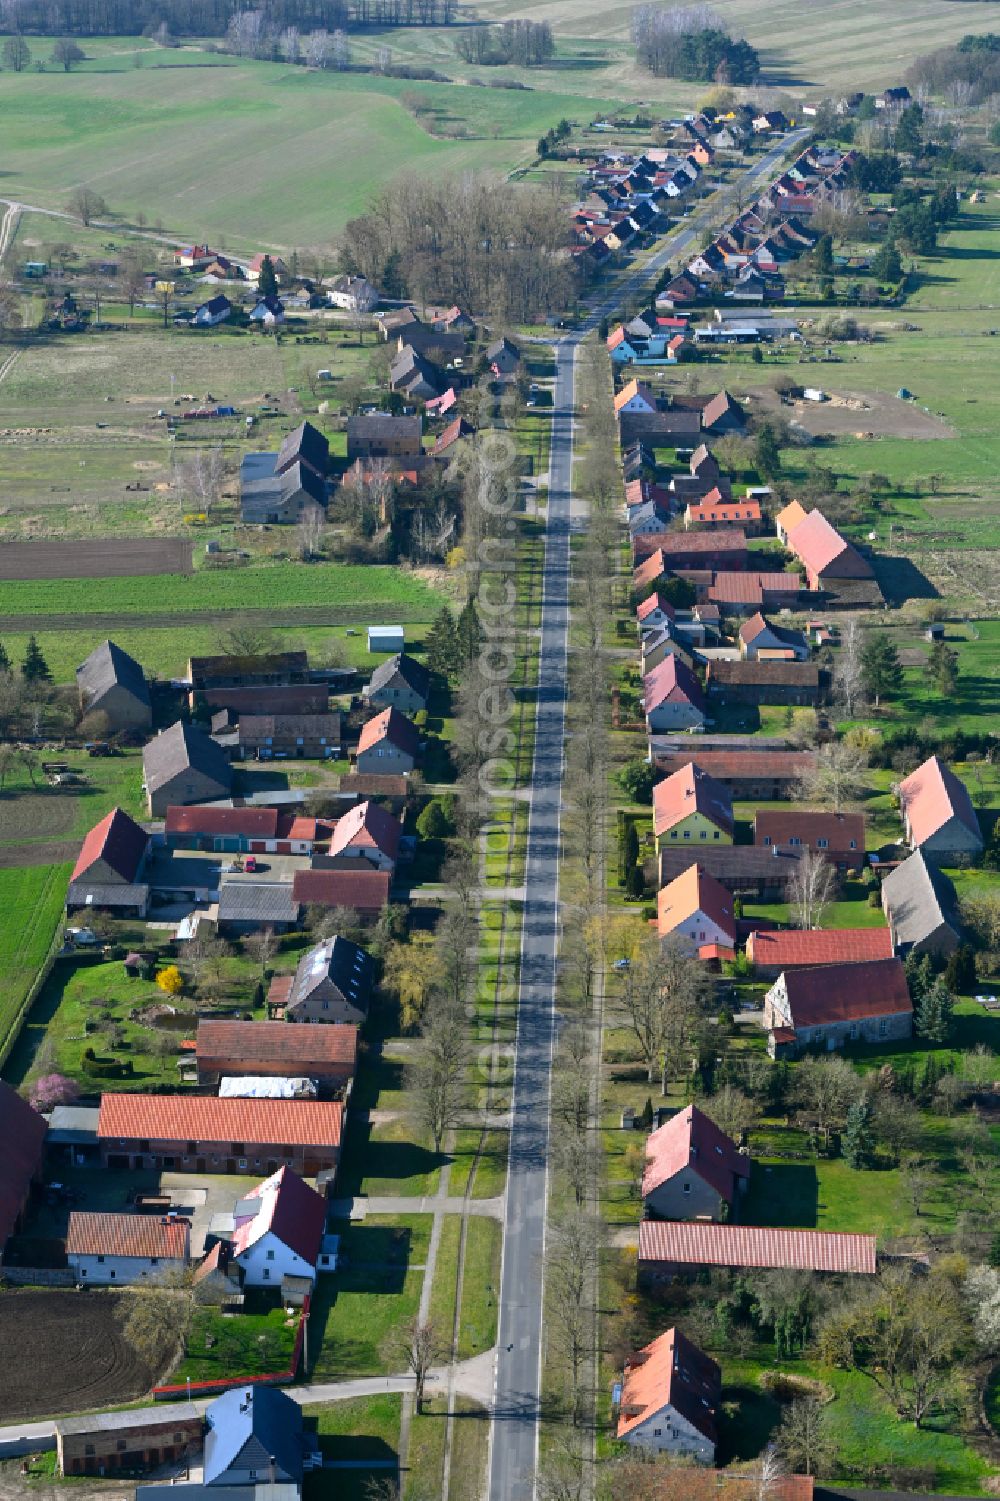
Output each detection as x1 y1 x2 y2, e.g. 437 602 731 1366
0 560 444 619
0 50 603 245
0 863 71 1067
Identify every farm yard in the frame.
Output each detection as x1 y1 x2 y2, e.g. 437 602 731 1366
0 1289 158 1421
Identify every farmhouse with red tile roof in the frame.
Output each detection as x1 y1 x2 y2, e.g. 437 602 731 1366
328 799 401 869
657 863 736 954
746 926 894 977
232 1166 326 1287
642 655 706 732
355 707 420 776
616 1328 720 1463
754 809 865 870
292 867 391 915
898 753 983 863
632 529 748 572
67 807 151 917
653 762 733 849
762 957 912 1057
641 1104 749 1220
195 1019 358 1089
97 1094 343 1177
66 1211 190 1286
783 506 883 604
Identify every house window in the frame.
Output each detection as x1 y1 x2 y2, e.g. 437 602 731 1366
879 1018 888 1037
849 839 857 849
231 1143 244 1155
763 835 771 845
187 1142 197 1155
652 1428 662 1437
713 831 720 840
151 1257 158 1266
700 830 706 839
85 1446 95 1458
97 1255 105 1264
117 1441 126 1453
266 1249 275 1260
265 737 273 746
850 1023 858 1040
109 1270 116 1279
80 1268 87 1277
238 1159 247 1169
817 838 828 848
789 836 800 846
683 830 691 840
682 1181 691 1194
262 1270 270 1281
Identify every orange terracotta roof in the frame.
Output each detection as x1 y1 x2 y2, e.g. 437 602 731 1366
657 863 736 944
687 499 761 524
97 1093 343 1149
636 592 675 623
776 499 808 535
898 753 981 850
165 806 279 838
66 1211 189 1260
617 1327 720 1443
653 762 733 839
642 1103 748 1202
747 927 893 969
357 707 420 759
639 1220 876 1273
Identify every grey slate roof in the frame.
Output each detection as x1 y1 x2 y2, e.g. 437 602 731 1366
57 1403 201 1437
216 880 300 926
367 652 430 701
203 1385 304 1486
66 882 149 909
76 640 150 712
881 848 961 949
277 420 329 478
288 934 373 1012
143 720 233 797
346 413 422 453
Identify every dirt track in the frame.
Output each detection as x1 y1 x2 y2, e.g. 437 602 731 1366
752 385 955 440
0 538 192 581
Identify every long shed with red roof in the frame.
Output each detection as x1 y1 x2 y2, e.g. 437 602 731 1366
639 1220 876 1277
97 1094 343 1177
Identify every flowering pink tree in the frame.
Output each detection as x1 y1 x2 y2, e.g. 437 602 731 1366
30 1074 80 1112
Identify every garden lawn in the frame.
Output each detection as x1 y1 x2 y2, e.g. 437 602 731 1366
719 1355 994 1493
0 862 69 1066
307 1267 423 1380
305 1394 400 1465
174 1297 298 1385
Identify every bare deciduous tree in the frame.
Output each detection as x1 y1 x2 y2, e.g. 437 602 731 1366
67 186 107 225
175 445 225 516
385 1317 442 1413
794 740 868 812
296 503 326 560
789 847 838 930
546 1214 599 1424
410 997 469 1152
833 614 866 716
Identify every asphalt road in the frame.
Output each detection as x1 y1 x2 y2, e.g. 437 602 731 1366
487 127 809 1501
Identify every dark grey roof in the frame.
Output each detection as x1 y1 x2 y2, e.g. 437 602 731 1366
76 640 150 711
367 652 430 700
240 455 325 524
277 420 329 477
66 882 149 909
881 849 960 948
57 1402 201 1437
204 1384 303 1486
486 335 519 359
346 413 422 448
143 720 233 796
216 880 299 926
288 934 373 1010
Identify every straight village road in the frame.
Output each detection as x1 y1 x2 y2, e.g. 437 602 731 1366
486 126 810 1501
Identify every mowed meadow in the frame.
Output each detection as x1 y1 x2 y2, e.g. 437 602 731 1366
0 47 603 245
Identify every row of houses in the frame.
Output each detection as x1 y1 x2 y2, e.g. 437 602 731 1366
661 143 858 309
570 137 714 274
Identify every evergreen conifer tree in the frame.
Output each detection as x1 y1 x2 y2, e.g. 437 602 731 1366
21 634 51 683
